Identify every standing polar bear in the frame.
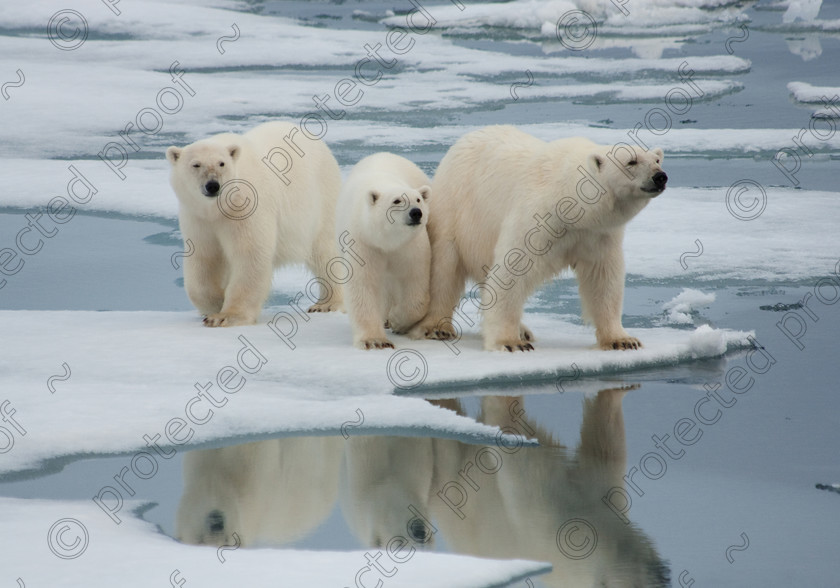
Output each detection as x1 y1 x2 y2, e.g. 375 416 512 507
410 125 667 351
167 121 343 327
336 153 431 349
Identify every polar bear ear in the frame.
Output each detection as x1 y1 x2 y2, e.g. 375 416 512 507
418 185 431 201
588 153 603 173
653 148 664 162
228 145 239 160
166 146 182 164
369 190 380 204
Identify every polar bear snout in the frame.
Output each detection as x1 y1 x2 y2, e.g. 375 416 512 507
203 180 221 197
642 170 668 195
408 207 423 225
652 171 668 189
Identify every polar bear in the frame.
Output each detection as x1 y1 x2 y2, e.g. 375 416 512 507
410 125 667 351
175 436 342 547
166 121 344 327
335 152 431 349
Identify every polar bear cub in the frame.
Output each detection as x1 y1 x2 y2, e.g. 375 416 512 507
166 121 343 327
410 125 667 351
336 153 431 349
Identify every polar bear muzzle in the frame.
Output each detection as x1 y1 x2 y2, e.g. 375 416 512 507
408 207 423 225
203 180 221 197
642 171 668 195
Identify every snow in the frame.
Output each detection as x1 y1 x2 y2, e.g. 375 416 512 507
0 497 550 588
1 0 836 584
0 0 752 160
381 0 749 31
0 309 752 476
783 0 823 23
662 288 716 324
787 81 840 113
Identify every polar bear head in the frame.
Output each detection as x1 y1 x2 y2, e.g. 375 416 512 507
362 183 431 251
166 138 241 213
589 144 667 200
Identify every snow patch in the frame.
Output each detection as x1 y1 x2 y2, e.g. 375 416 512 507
662 288 716 325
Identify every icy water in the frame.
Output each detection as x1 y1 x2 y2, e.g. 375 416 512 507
1 0 839 586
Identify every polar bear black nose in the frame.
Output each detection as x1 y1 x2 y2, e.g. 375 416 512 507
204 180 220 196
652 172 668 189
409 207 423 223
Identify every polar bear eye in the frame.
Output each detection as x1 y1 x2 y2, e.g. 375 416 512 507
392 198 401 205
192 163 200 168
219 161 225 167
628 160 637 166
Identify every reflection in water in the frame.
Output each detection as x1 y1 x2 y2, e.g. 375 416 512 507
175 436 342 547
175 388 669 586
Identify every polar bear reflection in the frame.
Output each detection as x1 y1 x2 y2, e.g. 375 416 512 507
175 389 668 586
175 436 342 547
428 390 669 587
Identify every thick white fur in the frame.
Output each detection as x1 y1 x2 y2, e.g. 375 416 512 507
175 436 342 547
410 125 666 351
335 152 431 349
166 121 343 327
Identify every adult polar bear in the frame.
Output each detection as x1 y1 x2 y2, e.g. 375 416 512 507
167 121 343 327
336 152 431 349
411 125 667 351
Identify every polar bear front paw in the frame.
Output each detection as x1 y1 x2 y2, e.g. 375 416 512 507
409 319 457 340
357 337 395 350
308 301 342 313
203 313 253 327
492 338 535 352
599 336 642 350
520 324 535 342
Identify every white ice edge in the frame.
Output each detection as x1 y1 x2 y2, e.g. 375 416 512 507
0 309 753 477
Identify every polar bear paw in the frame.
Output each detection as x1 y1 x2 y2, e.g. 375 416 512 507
492 338 535 352
409 319 457 340
203 313 254 327
599 336 642 350
358 337 396 350
520 324 535 342
308 301 342 313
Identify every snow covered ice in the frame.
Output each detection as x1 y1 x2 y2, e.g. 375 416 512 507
1 0 839 586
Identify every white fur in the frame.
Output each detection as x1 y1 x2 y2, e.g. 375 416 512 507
410 125 667 351
175 436 342 547
335 152 432 349
166 121 344 327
